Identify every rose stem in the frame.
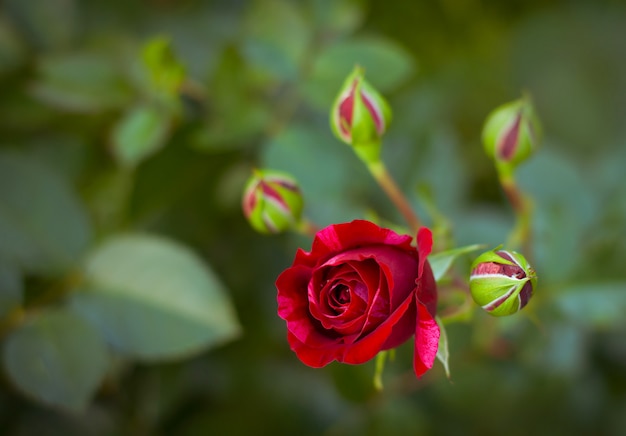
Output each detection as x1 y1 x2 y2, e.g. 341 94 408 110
498 170 533 257
367 160 422 235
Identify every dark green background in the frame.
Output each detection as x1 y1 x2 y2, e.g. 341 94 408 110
0 0 625 434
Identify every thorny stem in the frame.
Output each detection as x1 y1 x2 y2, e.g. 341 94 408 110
367 160 422 235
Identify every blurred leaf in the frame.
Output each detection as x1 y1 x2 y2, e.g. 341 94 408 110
83 168 134 234
29 52 132 113
554 282 626 329
110 104 172 168
0 88 57 132
192 45 270 152
2 307 109 411
141 36 186 98
517 147 597 283
71 234 241 361
435 316 451 379
242 0 311 81
439 290 474 324
0 14 26 75
4 0 77 50
0 153 92 274
308 0 365 37
0 262 22 318
303 36 416 108
429 244 483 282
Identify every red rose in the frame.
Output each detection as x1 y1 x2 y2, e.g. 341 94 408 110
276 220 440 377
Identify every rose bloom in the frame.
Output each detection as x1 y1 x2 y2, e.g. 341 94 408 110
276 220 439 377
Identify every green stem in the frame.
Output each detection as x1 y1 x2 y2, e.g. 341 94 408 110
373 350 388 391
367 160 422 235
499 170 533 256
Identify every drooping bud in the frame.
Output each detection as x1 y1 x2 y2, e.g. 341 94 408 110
330 66 392 164
469 249 537 317
482 94 541 172
242 169 303 234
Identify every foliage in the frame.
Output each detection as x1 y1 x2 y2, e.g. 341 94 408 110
0 0 625 434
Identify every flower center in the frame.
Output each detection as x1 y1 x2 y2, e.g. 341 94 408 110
331 284 350 305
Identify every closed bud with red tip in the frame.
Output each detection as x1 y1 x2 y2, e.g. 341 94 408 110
482 95 541 172
242 169 303 234
469 249 537 317
330 66 392 164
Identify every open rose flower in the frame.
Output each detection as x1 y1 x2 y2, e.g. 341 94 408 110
276 220 440 377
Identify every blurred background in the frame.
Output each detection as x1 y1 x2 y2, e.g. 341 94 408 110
0 0 625 434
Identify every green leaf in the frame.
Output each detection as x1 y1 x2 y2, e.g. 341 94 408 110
309 0 364 37
435 316 451 379
141 36 186 98
29 52 131 113
2 307 109 411
429 244 484 282
0 262 22 318
192 44 271 152
303 36 416 108
554 283 626 329
0 14 26 75
71 234 241 361
0 153 92 274
4 0 77 50
517 148 597 283
110 105 172 168
242 0 311 80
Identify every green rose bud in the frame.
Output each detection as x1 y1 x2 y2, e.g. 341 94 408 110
469 249 537 317
482 95 541 172
330 66 392 164
242 169 303 234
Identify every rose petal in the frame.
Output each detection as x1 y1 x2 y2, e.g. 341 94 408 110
296 220 414 269
340 293 413 364
277 265 338 347
413 296 440 377
381 297 416 350
286 331 338 368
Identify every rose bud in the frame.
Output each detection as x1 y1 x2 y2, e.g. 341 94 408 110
482 95 541 171
469 249 537 317
276 220 440 378
242 169 303 234
330 66 392 163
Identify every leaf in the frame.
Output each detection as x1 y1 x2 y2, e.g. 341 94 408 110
3 0 78 50
309 0 364 37
71 234 241 361
242 0 311 80
29 52 131 113
0 153 92 274
2 307 109 411
303 36 416 108
141 36 186 98
429 244 484 282
435 316 451 379
553 283 626 329
0 262 22 318
0 15 26 75
110 105 172 168
517 148 597 283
